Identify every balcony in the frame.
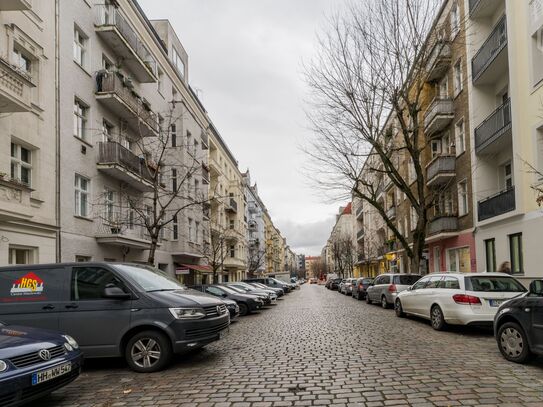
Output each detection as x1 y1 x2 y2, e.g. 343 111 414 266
96 142 154 191
428 215 458 236
208 153 222 176
386 206 396 220
95 213 152 249
0 57 34 112
201 163 210 184
203 202 210 220
472 16 508 85
201 130 209 150
474 98 511 155
357 229 365 242
469 0 502 19
425 40 451 82
426 155 456 187
248 220 257 230
95 72 158 137
355 205 363 220
226 198 238 213
424 98 454 136
94 5 157 83
478 186 515 222
0 0 31 10
223 257 246 269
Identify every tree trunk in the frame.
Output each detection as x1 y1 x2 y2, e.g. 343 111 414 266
147 237 158 265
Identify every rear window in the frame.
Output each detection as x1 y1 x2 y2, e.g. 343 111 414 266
362 278 373 284
465 276 526 293
394 275 421 285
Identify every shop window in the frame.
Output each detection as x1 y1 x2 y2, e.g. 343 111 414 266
447 246 470 272
509 233 523 274
485 238 496 273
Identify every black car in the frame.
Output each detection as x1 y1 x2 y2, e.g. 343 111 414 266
221 298 240 320
0 322 83 406
191 285 264 316
223 284 272 305
226 282 278 303
352 277 374 300
244 278 291 293
494 279 543 363
330 278 342 291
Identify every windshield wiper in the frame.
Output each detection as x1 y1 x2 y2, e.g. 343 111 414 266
146 288 178 292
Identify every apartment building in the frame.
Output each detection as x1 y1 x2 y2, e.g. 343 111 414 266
243 170 267 276
0 1 57 265
324 203 357 277
208 124 247 282
466 0 543 281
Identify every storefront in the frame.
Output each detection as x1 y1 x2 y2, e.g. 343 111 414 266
427 232 476 273
175 263 213 286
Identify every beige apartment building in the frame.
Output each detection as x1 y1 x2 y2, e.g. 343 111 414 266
324 203 356 277
0 1 57 265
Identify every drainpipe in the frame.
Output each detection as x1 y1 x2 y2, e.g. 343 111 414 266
55 0 61 261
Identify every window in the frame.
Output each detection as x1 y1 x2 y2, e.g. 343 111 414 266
455 118 465 155
171 124 177 147
102 120 114 142
74 174 90 217
458 180 468 216
447 247 470 273
172 215 178 240
102 55 113 71
229 219 235 230
71 267 125 300
230 245 235 258
407 157 416 184
412 277 429 290
431 139 441 158
194 179 200 196
410 207 418 230
195 221 200 243
509 233 523 274
10 142 32 186
171 168 177 191
157 69 164 94
538 126 543 181
453 59 463 95
450 3 460 38
530 18 543 86
8 247 35 265
172 48 185 78
104 189 115 222
438 76 448 98
502 161 513 189
74 99 88 141
188 218 193 242
439 276 460 289
12 47 31 74
426 276 443 289
485 238 496 273
75 255 91 262
73 27 87 67
433 246 441 273
186 130 192 152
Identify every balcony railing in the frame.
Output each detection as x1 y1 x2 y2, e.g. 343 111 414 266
472 16 507 83
357 229 365 241
426 155 456 187
425 39 451 82
226 198 238 213
424 97 454 135
478 186 515 222
0 56 34 112
95 5 157 82
428 215 458 235
94 211 152 249
96 72 158 136
474 98 511 154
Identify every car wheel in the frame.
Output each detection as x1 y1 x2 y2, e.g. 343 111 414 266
365 294 372 304
430 305 446 331
381 296 389 309
498 322 533 363
125 330 172 373
395 299 405 317
238 303 249 316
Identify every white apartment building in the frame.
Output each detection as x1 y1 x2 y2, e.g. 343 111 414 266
0 1 57 265
466 0 543 281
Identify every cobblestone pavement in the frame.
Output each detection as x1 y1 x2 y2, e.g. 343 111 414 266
34 284 543 407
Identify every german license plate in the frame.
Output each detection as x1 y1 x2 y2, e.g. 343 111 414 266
489 299 505 307
32 363 71 385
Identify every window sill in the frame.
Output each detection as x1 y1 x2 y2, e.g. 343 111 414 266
74 215 93 223
73 135 93 148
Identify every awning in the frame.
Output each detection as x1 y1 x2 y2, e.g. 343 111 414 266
178 264 212 273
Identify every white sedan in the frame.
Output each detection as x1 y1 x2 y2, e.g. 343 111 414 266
394 272 526 330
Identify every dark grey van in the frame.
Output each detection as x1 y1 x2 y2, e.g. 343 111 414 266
0 262 230 373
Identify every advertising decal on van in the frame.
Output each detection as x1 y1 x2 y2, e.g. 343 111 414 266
10 272 44 297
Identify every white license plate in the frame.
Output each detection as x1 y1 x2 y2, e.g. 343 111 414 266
489 299 505 307
32 363 72 385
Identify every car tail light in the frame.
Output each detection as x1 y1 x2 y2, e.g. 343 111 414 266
358 283 363 288
388 284 397 293
452 294 481 305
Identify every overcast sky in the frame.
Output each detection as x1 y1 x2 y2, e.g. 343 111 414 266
139 0 349 255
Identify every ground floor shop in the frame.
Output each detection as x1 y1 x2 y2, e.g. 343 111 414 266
426 231 477 274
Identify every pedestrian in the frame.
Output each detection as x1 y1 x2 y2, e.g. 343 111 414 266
498 261 511 274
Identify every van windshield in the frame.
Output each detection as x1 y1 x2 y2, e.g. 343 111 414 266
114 264 186 292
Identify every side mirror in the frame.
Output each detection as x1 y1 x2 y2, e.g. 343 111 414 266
103 286 131 300
222 293 228 298
529 280 543 296
407 286 412 291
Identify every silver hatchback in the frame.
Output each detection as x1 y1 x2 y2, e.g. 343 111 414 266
366 273 422 308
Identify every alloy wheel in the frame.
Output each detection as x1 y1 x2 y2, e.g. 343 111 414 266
431 306 444 330
131 338 162 369
500 327 524 358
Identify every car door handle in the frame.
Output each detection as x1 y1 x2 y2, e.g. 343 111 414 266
65 303 79 309
42 304 55 310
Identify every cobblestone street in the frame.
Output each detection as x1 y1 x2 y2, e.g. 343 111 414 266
36 285 543 407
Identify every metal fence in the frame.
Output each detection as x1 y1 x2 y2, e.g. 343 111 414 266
474 98 511 152
97 141 153 182
478 186 515 221
472 15 507 81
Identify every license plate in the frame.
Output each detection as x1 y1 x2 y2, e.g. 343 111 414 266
32 363 72 385
489 299 505 307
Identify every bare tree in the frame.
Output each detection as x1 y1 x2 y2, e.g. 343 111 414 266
330 234 356 278
247 239 266 278
305 0 443 273
198 222 238 284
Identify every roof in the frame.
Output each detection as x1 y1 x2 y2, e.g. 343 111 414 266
342 202 352 215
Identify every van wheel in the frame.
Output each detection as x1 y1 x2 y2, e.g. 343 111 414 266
430 305 446 331
239 303 249 316
498 322 533 363
381 296 389 309
395 299 405 318
125 330 172 373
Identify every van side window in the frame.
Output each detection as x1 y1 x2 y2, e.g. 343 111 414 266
71 267 123 300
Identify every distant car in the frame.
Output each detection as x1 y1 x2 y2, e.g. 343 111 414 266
337 279 347 293
247 282 284 298
244 278 291 293
494 279 543 363
309 278 318 284
190 285 264 316
352 277 374 300
340 278 357 295
0 322 83 406
396 272 526 331
366 273 422 308
226 283 277 304
330 278 342 290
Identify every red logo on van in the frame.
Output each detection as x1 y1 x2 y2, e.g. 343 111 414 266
10 272 44 297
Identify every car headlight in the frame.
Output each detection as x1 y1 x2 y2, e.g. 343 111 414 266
0 360 7 372
62 335 79 350
169 307 205 319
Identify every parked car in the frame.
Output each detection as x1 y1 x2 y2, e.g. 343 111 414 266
0 322 83 406
0 262 230 373
330 278 342 291
227 282 278 303
339 278 356 295
309 278 318 284
246 282 284 297
337 279 347 293
191 285 264 316
366 273 422 308
395 272 527 331
224 284 274 305
494 279 543 363
221 298 240 320
244 278 291 293
352 277 374 300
